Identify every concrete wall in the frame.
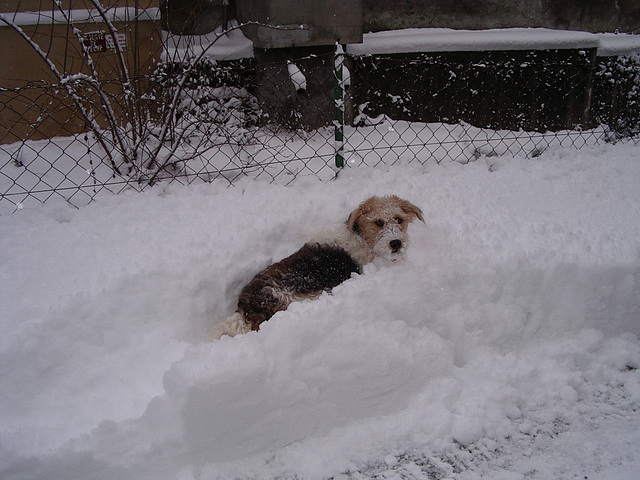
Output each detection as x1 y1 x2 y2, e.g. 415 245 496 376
253 47 335 130
235 0 363 48
159 0 227 35
364 0 640 34
162 0 640 36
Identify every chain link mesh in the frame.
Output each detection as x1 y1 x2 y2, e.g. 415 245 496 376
1 13 639 213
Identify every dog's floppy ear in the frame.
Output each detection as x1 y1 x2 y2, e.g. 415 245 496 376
347 199 372 235
397 197 425 223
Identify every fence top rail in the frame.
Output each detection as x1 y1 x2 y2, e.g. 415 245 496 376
346 28 640 57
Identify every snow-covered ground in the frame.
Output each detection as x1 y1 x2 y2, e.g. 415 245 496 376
0 120 607 213
1 140 639 480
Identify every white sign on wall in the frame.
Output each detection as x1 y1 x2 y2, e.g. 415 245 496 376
81 30 127 53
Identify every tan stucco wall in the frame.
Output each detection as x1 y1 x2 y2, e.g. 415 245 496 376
0 1 161 144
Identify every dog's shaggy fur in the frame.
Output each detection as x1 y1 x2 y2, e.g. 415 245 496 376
211 195 424 339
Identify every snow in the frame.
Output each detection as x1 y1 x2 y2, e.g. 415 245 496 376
0 7 160 26
158 26 640 63
346 28 640 57
161 21 254 62
287 60 308 93
1 140 640 480
596 33 640 57
0 121 608 213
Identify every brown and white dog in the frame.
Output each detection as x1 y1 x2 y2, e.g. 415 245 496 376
210 195 424 339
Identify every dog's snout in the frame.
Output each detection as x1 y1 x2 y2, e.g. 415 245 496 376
389 239 402 252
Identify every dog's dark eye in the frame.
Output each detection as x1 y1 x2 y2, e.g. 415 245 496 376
396 217 403 224
375 219 384 227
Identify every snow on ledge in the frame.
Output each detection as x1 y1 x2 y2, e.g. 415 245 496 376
0 7 160 26
161 21 254 62
596 33 640 57
346 28 640 57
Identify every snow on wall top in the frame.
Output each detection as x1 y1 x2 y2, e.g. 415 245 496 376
597 32 640 57
0 7 160 25
162 21 254 62
346 28 640 57
4 10 639 60
162 27 640 62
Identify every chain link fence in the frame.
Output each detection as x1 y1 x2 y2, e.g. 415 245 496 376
1 8 639 213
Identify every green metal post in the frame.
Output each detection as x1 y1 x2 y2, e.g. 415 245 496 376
334 42 345 168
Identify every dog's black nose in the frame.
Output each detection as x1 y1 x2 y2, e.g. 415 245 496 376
389 239 402 252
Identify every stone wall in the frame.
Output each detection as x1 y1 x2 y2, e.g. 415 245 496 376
364 0 640 34
161 0 639 36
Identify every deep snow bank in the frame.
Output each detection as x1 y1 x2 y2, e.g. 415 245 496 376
1 142 639 480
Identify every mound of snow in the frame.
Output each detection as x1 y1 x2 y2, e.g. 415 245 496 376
1 142 639 480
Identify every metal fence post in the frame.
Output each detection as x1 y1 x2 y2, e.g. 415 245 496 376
334 42 345 168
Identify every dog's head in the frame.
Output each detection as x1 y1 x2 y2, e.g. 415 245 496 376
347 195 424 262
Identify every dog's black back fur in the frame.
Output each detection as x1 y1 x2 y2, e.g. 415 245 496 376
237 243 360 330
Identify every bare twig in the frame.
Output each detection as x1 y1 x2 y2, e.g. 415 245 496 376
0 11 120 172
